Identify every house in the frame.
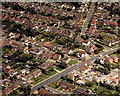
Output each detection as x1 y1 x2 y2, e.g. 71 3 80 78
74 87 87 95
66 73 75 81
68 84 76 92
76 80 85 85
104 57 113 64
62 57 71 64
60 81 69 90
44 41 54 50
55 79 61 86
2 83 20 95
22 69 42 83
78 65 90 73
52 54 61 61
22 73 33 83
110 56 118 63
75 36 84 44
82 40 91 46
60 47 69 54
38 88 54 95
105 72 119 85
32 69 42 78
77 51 87 60
40 61 53 70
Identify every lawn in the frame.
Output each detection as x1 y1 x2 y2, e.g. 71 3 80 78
68 60 78 65
110 54 118 56
48 82 59 88
50 40 56 45
32 73 48 85
56 66 64 71
100 32 106 37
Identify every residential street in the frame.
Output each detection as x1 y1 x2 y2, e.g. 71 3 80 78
30 47 120 93
80 2 95 35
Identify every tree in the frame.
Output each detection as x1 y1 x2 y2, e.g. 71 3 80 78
20 85 31 96
104 68 110 75
85 81 93 87
59 62 67 69
116 85 120 92
117 19 120 27
104 63 111 71
2 73 5 79
10 76 14 81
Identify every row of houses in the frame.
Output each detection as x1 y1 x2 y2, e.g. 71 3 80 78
100 55 120 64
55 80 92 95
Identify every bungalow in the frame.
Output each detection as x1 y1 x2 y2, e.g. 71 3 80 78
66 73 75 81
22 73 33 83
104 57 113 64
55 79 61 86
60 47 69 54
74 87 87 95
75 36 84 44
60 81 70 90
77 51 87 60
110 56 118 63
68 84 76 92
32 69 42 78
52 54 61 61
40 61 53 70
38 88 54 95
82 40 91 46
22 69 42 83
78 65 90 73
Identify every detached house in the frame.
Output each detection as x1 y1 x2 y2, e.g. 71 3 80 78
77 51 87 60
22 69 42 83
110 56 118 63
82 40 91 46
78 65 90 73
74 87 87 95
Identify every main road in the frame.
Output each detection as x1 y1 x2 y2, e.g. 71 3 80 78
31 47 120 93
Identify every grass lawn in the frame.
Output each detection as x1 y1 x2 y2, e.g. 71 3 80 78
46 70 57 75
113 91 120 95
50 40 56 45
32 73 48 85
56 66 64 71
110 54 118 56
49 82 59 88
68 60 78 65
100 32 106 37
33 70 57 85
117 61 120 63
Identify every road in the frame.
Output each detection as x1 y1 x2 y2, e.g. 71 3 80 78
30 47 120 93
80 2 95 35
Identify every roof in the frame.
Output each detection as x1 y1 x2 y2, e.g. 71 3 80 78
53 54 61 60
75 87 86 93
32 69 42 76
60 81 69 87
38 88 53 95
78 65 89 72
2 83 20 95
68 84 76 89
